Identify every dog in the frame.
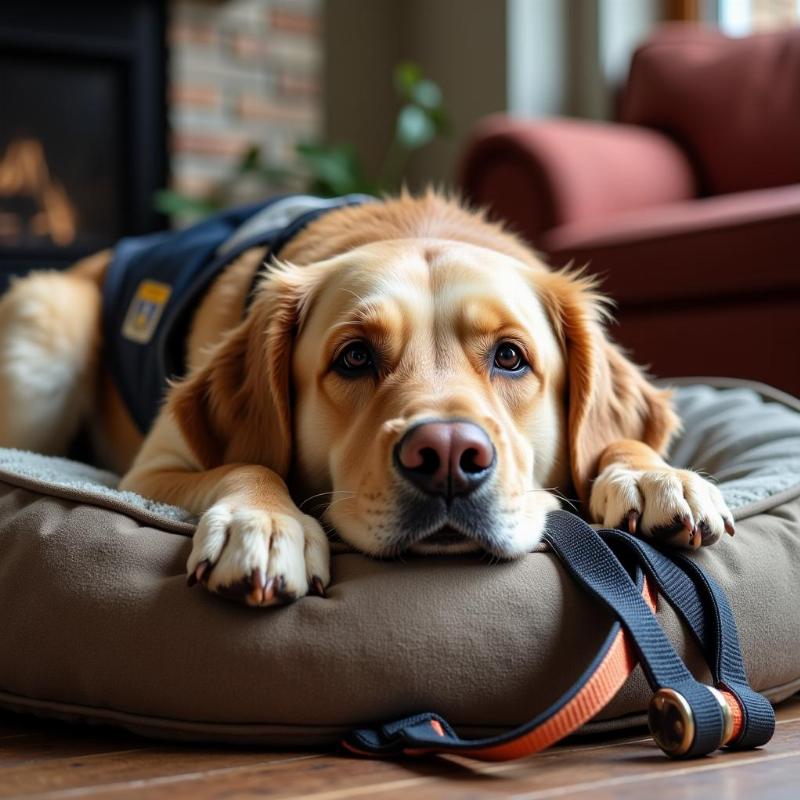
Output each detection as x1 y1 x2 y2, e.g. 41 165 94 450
0 191 734 606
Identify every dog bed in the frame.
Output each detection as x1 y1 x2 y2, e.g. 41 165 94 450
1 378 799 745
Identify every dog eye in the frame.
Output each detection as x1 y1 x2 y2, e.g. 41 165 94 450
334 341 375 375
493 342 528 372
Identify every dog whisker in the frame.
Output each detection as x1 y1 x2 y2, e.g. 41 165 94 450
299 490 356 511
320 520 338 535
525 486 580 513
325 495 358 510
311 495 360 518
325 507 370 519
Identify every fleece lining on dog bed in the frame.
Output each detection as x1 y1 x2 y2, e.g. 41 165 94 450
0 378 799 745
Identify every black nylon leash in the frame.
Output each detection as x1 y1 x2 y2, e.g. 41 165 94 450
344 509 774 760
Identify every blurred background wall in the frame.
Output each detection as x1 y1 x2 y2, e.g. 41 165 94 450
163 0 800 197
321 0 799 189
323 0 507 190
168 0 322 200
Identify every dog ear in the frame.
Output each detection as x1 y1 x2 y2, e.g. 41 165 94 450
538 268 680 504
168 263 317 476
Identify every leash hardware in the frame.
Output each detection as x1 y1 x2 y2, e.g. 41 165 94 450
707 686 735 747
649 685 734 757
648 688 696 757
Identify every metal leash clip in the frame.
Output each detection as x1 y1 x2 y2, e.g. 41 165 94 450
649 686 734 757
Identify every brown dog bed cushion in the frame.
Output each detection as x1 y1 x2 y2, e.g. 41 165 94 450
0 378 799 745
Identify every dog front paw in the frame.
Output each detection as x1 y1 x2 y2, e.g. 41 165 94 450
589 464 735 549
186 503 330 606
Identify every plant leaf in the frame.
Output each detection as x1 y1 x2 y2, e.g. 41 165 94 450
152 189 220 217
237 145 262 174
411 79 442 110
427 106 452 135
394 61 423 98
396 104 436 149
295 141 368 195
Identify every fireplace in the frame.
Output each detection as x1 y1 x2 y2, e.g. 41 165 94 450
0 1 167 290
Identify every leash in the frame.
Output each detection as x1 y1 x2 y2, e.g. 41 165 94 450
342 510 774 761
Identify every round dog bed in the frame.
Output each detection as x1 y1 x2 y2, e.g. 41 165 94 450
0 378 799 745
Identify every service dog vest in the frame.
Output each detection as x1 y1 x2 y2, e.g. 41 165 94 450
102 194 372 434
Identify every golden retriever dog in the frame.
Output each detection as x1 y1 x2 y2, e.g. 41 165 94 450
0 192 734 606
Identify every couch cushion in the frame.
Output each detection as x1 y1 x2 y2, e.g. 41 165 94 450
621 25 800 195
460 116 695 244
544 184 800 306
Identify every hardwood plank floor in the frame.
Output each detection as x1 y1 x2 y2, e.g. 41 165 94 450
1 696 797 799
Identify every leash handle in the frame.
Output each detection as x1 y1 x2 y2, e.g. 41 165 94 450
343 510 773 761
602 530 774 750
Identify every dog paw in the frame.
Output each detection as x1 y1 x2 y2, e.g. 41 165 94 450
589 464 735 549
186 503 330 606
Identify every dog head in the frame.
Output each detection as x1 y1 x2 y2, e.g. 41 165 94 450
171 195 676 558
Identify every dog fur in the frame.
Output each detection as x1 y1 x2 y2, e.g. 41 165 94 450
0 191 734 606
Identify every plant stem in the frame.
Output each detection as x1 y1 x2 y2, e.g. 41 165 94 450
377 137 410 193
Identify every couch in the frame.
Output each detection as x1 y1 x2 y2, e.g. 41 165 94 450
460 24 800 396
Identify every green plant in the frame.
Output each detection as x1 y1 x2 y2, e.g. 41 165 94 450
155 61 449 219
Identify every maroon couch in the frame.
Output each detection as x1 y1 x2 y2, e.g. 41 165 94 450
460 25 800 396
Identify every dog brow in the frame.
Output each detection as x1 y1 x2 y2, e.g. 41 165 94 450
456 299 522 338
331 300 405 343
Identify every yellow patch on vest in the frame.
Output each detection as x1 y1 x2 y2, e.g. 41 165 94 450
121 280 172 344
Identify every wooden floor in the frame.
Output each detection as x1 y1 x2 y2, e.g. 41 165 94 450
2 697 799 799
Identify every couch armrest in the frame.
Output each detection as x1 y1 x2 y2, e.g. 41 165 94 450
459 115 697 245
543 184 800 306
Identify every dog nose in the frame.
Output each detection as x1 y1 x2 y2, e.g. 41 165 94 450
395 421 496 498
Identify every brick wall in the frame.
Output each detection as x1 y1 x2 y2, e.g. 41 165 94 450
168 0 321 202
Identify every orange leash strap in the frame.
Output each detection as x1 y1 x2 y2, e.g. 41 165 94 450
403 578 655 761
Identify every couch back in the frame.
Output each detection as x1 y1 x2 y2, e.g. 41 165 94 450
621 24 800 196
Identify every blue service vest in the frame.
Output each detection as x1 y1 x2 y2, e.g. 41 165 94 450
102 194 372 434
